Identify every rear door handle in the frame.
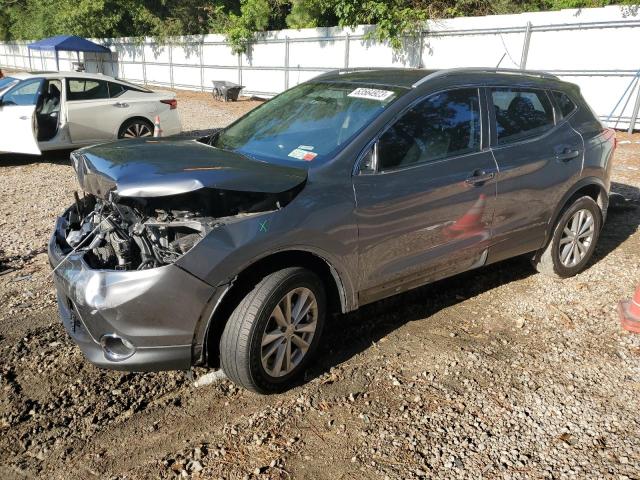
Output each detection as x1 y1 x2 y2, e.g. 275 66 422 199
556 149 580 162
113 102 129 108
465 170 495 186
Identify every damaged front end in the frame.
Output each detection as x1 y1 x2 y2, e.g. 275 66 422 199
48 138 308 371
62 194 210 271
58 187 292 271
59 142 306 271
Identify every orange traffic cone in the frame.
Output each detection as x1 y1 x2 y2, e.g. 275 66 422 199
444 194 486 239
153 115 163 137
619 284 640 333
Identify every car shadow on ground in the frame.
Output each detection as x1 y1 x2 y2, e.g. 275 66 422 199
304 181 640 387
0 149 74 166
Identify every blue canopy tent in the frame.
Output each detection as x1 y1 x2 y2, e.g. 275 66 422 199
28 35 110 71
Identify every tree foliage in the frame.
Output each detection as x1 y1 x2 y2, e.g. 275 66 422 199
0 0 635 52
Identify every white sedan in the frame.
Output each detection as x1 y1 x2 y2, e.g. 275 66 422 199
0 71 181 155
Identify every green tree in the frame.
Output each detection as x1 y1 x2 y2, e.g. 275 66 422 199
1 0 637 53
216 0 272 53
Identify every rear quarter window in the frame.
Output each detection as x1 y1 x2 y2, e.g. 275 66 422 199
491 88 554 145
108 82 126 98
552 91 577 118
113 79 152 93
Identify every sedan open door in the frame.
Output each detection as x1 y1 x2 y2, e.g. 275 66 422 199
0 78 43 155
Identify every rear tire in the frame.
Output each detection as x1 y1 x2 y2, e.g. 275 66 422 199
532 196 602 278
220 267 326 394
117 118 154 139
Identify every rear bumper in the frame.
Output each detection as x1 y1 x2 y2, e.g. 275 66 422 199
48 211 215 371
160 111 181 137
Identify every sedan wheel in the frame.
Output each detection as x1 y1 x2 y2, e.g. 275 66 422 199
118 119 153 139
220 267 326 394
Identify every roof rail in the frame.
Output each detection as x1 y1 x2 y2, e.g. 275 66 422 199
411 67 560 88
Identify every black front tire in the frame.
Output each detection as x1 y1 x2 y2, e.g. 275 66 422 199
532 196 602 278
220 267 326 394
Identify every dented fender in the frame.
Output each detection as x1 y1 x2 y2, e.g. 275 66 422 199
175 182 359 312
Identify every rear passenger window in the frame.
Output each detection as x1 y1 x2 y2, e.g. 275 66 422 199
378 88 481 170
552 91 577 118
491 88 554 145
66 79 109 101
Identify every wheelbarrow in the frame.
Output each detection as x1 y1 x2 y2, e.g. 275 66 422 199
212 80 244 102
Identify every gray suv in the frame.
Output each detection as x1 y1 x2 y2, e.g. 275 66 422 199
49 68 615 393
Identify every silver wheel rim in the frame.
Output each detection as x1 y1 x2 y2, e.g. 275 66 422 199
559 208 595 267
123 123 152 138
261 287 318 378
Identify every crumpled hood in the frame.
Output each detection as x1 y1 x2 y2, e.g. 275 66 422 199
71 137 308 198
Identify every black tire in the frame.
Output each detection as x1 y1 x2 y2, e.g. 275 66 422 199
532 196 602 278
117 118 154 139
220 267 326 394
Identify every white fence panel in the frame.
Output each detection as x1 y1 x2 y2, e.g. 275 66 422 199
1 6 639 130
288 38 346 69
422 32 526 69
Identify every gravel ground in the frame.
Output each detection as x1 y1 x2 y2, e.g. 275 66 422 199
0 90 639 480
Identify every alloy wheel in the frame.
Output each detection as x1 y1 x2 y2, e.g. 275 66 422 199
261 287 318 377
122 122 152 138
558 208 595 267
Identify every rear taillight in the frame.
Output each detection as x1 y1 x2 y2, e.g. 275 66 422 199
160 99 177 110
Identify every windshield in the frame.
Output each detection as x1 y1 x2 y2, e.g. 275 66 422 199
214 82 404 164
0 77 19 94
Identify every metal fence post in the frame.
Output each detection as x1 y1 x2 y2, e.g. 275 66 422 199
628 81 640 133
520 21 532 69
238 52 243 86
418 32 424 68
284 36 290 89
200 37 205 92
344 33 350 69
120 43 126 78
141 39 147 85
169 42 174 88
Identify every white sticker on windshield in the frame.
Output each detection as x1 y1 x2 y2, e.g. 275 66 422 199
288 148 318 161
348 87 394 102
298 145 314 151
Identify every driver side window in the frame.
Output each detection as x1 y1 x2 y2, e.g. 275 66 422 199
378 88 481 171
2 79 43 106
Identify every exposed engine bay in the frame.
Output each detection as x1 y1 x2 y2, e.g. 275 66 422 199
58 186 298 271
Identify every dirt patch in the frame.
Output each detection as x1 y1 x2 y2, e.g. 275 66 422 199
0 90 639 479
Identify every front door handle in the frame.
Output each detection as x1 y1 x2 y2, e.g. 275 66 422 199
556 149 580 162
465 170 495 186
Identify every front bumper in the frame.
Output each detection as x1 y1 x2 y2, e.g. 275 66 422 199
48 212 216 371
